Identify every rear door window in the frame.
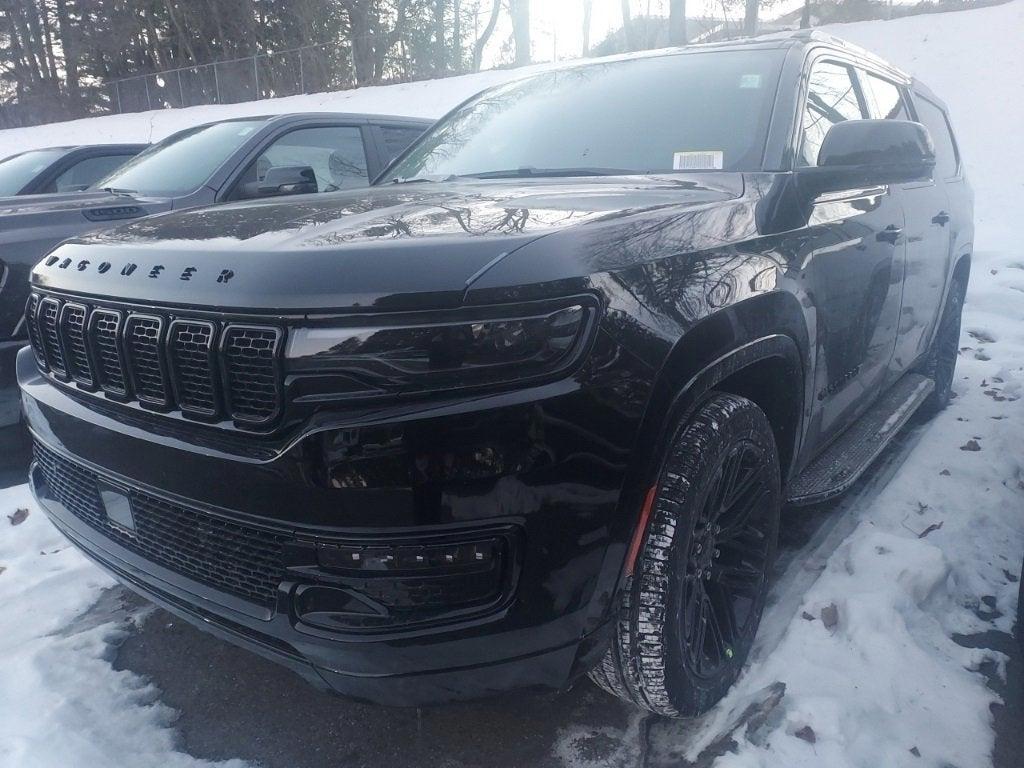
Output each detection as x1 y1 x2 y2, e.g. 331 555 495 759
799 61 867 166
913 96 960 179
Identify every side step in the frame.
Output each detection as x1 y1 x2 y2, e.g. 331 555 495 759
786 373 934 505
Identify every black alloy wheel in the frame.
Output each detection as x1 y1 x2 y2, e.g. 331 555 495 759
589 393 781 716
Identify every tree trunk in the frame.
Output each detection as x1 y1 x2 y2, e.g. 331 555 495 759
509 0 530 66
744 0 758 37
452 0 461 72
472 0 501 71
669 0 687 45
433 0 445 74
800 0 811 28
54 0 79 98
620 0 635 51
582 0 592 56
347 0 376 85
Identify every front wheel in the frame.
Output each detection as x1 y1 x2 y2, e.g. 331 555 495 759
589 393 781 717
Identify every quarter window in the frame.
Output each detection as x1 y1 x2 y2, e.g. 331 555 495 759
380 126 425 164
799 61 866 166
861 72 911 120
913 96 960 178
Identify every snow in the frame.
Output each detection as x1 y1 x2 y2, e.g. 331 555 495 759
1 2 1022 767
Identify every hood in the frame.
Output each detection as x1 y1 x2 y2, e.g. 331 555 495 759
0 190 168 231
33 174 743 312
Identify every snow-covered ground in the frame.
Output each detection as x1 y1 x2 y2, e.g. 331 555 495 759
1 3 1022 767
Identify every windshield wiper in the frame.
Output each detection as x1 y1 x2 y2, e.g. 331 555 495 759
99 186 137 196
456 167 638 179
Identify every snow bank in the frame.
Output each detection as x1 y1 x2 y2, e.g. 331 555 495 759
0 485 248 768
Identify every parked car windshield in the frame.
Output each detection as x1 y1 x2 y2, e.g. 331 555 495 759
92 120 267 197
387 49 784 182
0 148 66 195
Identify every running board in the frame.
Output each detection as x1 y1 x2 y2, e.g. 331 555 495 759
786 373 934 505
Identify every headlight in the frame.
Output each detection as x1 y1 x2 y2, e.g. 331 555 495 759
286 300 596 395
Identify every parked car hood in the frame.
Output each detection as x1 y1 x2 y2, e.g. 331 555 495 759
33 174 744 312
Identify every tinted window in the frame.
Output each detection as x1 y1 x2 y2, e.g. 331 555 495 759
94 120 266 196
861 72 911 120
0 148 66 195
380 126 426 163
914 96 959 178
49 154 137 193
236 125 368 196
799 61 866 166
388 50 785 180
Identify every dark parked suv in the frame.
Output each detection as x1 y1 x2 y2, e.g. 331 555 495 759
19 32 971 716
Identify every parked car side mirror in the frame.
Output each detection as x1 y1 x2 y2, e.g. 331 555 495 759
797 119 936 199
252 165 318 198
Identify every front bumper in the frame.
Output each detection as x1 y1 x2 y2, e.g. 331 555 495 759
19 343 648 703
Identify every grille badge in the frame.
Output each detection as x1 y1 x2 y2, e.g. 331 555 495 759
97 481 136 532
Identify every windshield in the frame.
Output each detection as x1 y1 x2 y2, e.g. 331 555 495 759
0 148 66 195
93 120 266 196
387 49 784 182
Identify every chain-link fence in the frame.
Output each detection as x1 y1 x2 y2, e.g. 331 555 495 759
105 43 354 114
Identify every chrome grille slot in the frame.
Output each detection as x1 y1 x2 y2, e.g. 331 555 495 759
89 309 128 396
60 303 93 387
24 294 47 370
222 326 282 423
168 320 218 416
124 314 169 406
38 296 67 377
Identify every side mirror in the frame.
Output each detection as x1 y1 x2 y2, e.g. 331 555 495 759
256 165 318 198
797 119 936 199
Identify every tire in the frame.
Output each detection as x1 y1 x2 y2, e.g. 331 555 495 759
589 393 781 717
918 274 967 417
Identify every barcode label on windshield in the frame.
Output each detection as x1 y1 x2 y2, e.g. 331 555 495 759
673 151 724 170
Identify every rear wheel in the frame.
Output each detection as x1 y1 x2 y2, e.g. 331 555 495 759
918 274 967 417
589 393 781 717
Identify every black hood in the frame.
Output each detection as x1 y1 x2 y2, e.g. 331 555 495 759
33 174 744 312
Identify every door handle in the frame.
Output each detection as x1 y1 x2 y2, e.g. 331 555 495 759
932 211 950 226
877 225 902 244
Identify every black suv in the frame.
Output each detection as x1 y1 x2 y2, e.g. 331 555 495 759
19 32 972 716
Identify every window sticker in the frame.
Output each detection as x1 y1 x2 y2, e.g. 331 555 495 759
739 73 763 89
673 151 724 170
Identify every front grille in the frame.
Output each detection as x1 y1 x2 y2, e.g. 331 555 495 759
25 292 283 427
34 443 289 606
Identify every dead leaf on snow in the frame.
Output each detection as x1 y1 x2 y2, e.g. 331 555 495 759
960 439 982 451
801 611 815 621
0 565 6 576
918 521 944 538
910 746 921 757
794 725 817 744
7 508 28 526
940 469 951 476
821 603 839 630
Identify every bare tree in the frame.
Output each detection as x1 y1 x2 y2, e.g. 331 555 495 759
471 0 501 71
620 0 635 51
509 0 530 66
744 0 759 35
582 0 593 56
669 0 687 45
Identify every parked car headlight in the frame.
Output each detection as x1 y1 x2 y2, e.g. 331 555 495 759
286 300 596 394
